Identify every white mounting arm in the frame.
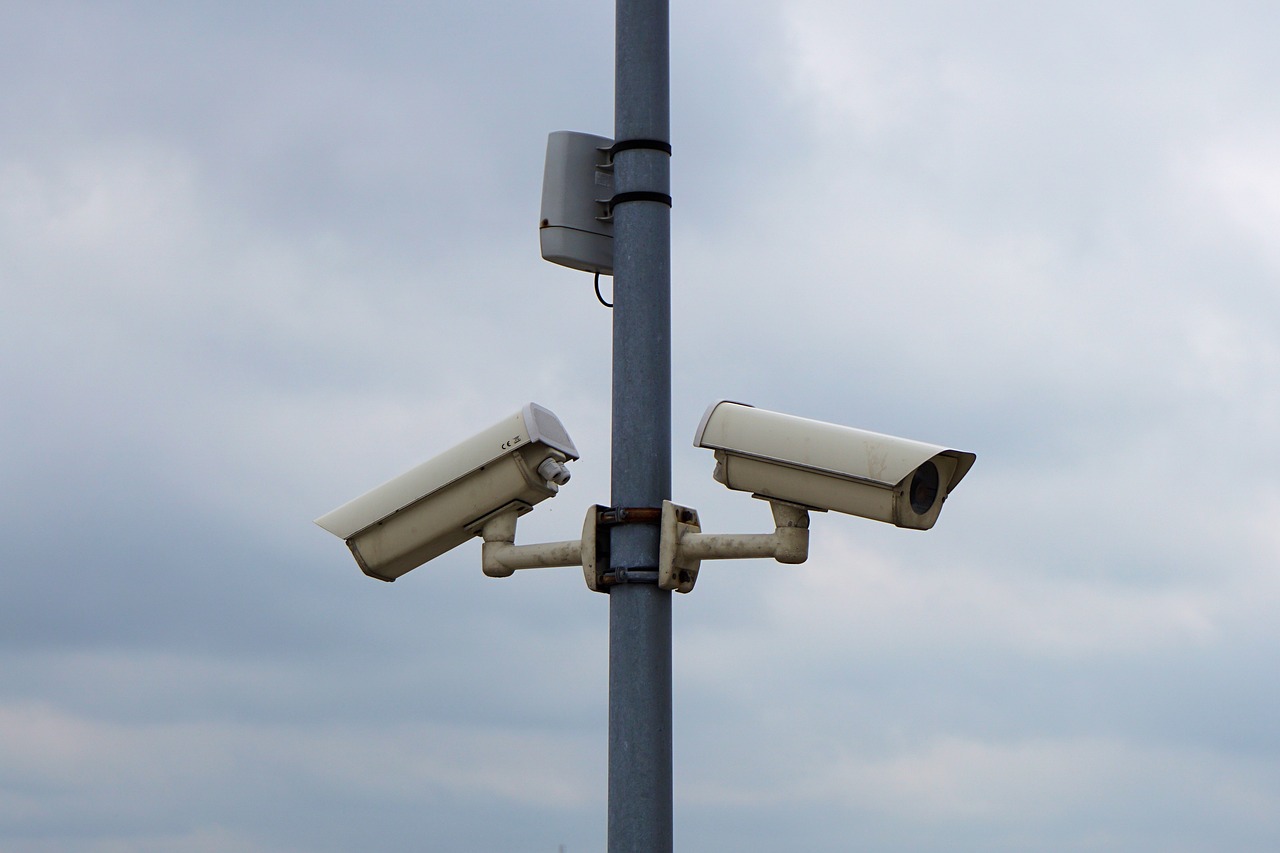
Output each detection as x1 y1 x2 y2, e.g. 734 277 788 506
479 500 811 592
658 499 810 593
480 507 585 578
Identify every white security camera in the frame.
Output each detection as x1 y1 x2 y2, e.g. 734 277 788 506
315 403 579 582
693 401 975 530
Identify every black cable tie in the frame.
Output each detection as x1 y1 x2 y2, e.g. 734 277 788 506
606 190 673 215
608 138 672 158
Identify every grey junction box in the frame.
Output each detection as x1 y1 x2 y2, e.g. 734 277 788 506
539 130 614 275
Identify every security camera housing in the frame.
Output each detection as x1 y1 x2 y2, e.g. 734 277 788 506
315 403 579 581
693 401 975 530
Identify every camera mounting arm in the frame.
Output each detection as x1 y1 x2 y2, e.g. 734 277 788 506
658 499 810 594
479 506 588 578
477 499 810 593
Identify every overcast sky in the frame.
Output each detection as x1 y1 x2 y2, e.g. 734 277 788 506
3 2 1278 851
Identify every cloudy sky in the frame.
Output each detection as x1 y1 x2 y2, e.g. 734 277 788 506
3 1 1278 851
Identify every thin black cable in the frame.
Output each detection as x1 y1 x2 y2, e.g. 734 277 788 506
594 271 613 308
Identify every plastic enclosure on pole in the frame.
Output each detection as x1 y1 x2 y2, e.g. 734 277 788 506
540 130 615 275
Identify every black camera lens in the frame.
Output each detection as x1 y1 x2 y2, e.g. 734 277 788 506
909 460 940 514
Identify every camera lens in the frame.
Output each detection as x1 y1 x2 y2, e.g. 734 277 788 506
909 461 940 514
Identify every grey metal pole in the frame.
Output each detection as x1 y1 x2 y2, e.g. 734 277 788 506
608 0 672 851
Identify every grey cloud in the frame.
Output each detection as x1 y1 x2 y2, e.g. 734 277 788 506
3 1 1279 851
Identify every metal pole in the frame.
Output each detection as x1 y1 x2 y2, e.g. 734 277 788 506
608 0 672 851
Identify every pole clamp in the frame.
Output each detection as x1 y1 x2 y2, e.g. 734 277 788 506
582 506 664 591
596 140 673 220
603 191 673 218
597 506 664 527
606 138 672 160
